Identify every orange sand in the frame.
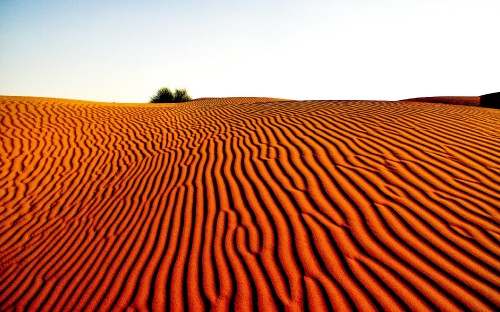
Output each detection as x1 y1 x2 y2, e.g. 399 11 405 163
1 96 499 311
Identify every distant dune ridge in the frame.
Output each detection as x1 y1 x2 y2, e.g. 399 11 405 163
1 96 499 311
480 92 500 109
400 96 481 106
401 92 500 108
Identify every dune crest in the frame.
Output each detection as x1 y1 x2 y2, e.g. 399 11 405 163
1 96 499 311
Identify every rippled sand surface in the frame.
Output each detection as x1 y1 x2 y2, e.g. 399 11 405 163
1 96 499 311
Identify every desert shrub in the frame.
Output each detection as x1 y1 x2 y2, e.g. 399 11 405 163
174 88 192 102
150 87 191 103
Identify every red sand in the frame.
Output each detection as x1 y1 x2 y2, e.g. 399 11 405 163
1 96 499 311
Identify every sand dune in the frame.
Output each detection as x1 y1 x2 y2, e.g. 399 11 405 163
400 96 481 106
400 93 499 109
1 96 499 311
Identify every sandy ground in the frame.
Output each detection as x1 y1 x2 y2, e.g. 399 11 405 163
1 96 499 311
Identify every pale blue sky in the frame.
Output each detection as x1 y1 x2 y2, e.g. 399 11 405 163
1 0 499 102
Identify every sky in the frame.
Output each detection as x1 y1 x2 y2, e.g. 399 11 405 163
1 0 499 102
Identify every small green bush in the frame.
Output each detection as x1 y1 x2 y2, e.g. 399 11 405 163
150 87 192 103
173 88 191 102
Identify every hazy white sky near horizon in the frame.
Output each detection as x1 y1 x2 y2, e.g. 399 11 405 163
1 0 499 102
